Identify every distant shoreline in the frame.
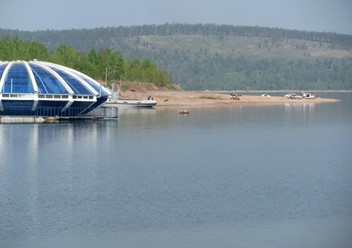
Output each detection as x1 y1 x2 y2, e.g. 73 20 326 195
119 90 339 108
212 90 352 93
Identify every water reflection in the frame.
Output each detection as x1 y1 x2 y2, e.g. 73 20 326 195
0 121 119 240
284 103 316 127
1 93 352 248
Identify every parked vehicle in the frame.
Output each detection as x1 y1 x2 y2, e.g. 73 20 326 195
230 93 241 100
302 92 318 99
284 93 302 99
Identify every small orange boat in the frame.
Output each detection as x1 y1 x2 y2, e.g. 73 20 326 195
178 109 189 115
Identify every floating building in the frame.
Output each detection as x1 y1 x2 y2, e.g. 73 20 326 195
0 60 111 117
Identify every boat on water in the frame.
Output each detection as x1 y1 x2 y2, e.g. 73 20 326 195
106 82 157 108
108 95 157 108
109 98 157 108
178 109 189 115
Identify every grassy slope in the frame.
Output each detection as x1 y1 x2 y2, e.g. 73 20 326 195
115 35 352 90
1 26 351 90
123 34 350 59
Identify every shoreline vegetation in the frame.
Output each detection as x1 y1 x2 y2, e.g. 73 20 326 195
0 38 346 109
2 24 352 91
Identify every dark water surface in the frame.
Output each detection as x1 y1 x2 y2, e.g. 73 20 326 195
1 93 352 247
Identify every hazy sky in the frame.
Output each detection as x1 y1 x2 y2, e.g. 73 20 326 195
0 0 351 34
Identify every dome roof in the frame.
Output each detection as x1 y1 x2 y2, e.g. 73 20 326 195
0 60 110 97
0 60 111 117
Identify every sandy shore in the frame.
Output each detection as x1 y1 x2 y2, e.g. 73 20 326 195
119 90 338 108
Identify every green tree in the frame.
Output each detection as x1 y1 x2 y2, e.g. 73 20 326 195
0 36 48 61
50 45 82 68
0 36 173 88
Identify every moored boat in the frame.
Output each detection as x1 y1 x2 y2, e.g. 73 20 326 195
108 98 157 108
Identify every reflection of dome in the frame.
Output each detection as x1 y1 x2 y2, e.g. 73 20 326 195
0 60 110 116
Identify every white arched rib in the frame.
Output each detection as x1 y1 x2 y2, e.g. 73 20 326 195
23 61 38 93
67 68 111 96
0 61 14 92
42 62 99 96
29 61 74 95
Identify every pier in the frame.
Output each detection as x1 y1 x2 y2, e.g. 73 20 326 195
0 106 118 123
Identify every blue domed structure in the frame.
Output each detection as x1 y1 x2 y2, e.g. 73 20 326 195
0 60 111 117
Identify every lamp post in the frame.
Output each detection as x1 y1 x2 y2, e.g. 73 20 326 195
105 68 108 87
105 67 118 99
105 66 119 89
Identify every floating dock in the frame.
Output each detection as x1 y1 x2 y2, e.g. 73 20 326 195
0 116 46 123
0 106 118 123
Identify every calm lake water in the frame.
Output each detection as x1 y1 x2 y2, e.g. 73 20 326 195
1 93 352 248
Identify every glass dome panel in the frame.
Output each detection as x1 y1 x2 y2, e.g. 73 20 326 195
80 77 109 97
3 63 34 93
30 64 69 94
49 67 93 95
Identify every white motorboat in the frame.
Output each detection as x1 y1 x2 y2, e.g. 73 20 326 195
106 82 157 108
109 98 157 108
107 92 157 108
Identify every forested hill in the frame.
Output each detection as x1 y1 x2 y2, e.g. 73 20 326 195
1 24 352 90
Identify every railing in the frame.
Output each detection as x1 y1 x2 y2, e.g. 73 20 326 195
1 94 95 100
0 106 95 117
1 93 35 99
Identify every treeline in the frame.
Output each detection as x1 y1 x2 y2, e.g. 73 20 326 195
1 24 352 90
120 35 352 90
177 55 352 90
0 36 172 87
96 24 352 49
1 24 352 50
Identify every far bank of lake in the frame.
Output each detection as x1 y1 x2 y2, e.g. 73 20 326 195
118 90 338 107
